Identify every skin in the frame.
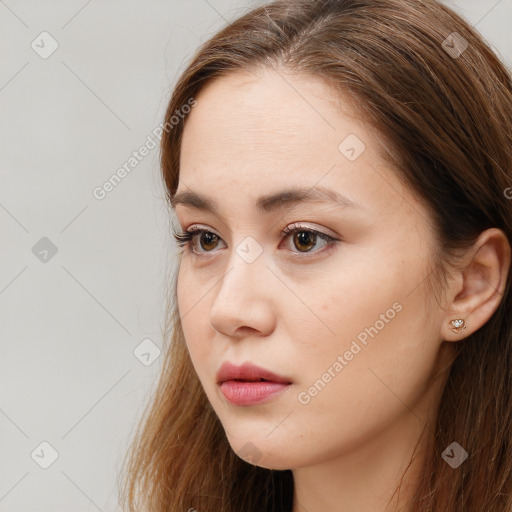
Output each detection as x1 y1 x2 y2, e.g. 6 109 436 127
173 65 510 512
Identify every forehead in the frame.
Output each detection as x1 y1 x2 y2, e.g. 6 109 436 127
177 67 423 223
181 66 361 158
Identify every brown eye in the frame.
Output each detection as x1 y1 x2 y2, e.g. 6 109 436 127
292 231 317 252
281 224 338 255
199 232 220 251
176 228 226 254
178 224 338 258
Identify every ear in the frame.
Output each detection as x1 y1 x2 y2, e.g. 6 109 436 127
441 228 511 342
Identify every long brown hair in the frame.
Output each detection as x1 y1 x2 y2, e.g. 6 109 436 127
118 0 512 510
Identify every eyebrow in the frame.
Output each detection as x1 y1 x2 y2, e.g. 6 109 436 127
170 185 363 214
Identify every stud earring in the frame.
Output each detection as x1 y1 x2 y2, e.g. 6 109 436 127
450 318 466 334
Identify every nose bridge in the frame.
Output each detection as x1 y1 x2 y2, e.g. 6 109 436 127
208 240 275 336
216 241 266 303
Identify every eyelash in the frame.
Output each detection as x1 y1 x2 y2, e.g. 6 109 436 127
172 223 340 257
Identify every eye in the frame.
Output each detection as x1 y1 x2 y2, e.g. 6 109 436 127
172 223 339 256
280 223 339 254
173 226 225 254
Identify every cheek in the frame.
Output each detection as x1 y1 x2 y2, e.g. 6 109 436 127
293 258 403 351
292 252 437 408
176 267 212 367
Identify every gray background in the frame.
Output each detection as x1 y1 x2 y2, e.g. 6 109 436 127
0 1 510 511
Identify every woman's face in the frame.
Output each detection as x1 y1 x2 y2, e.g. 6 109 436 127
174 66 452 470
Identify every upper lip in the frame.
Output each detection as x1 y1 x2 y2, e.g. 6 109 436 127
216 362 292 384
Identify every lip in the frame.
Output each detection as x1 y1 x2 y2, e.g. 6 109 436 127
216 362 292 406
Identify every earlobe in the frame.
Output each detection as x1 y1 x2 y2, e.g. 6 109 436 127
442 228 511 342
449 318 467 334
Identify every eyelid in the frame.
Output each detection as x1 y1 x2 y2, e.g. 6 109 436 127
281 221 339 239
187 223 222 238
184 222 338 240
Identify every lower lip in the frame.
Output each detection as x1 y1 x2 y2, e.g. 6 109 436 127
219 380 291 406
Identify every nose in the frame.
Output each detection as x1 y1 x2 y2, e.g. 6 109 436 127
208 252 277 338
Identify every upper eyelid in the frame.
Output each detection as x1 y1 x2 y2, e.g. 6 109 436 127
184 222 338 239
283 222 337 237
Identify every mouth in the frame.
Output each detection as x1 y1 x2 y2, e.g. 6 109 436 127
216 361 292 385
231 378 274 382
216 362 292 406
219 380 292 406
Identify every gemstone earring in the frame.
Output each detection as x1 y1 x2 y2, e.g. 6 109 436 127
450 318 466 334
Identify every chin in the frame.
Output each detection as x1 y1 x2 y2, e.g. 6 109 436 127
234 446 294 470
225 433 299 470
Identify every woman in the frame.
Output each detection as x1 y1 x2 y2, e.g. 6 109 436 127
119 0 512 510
